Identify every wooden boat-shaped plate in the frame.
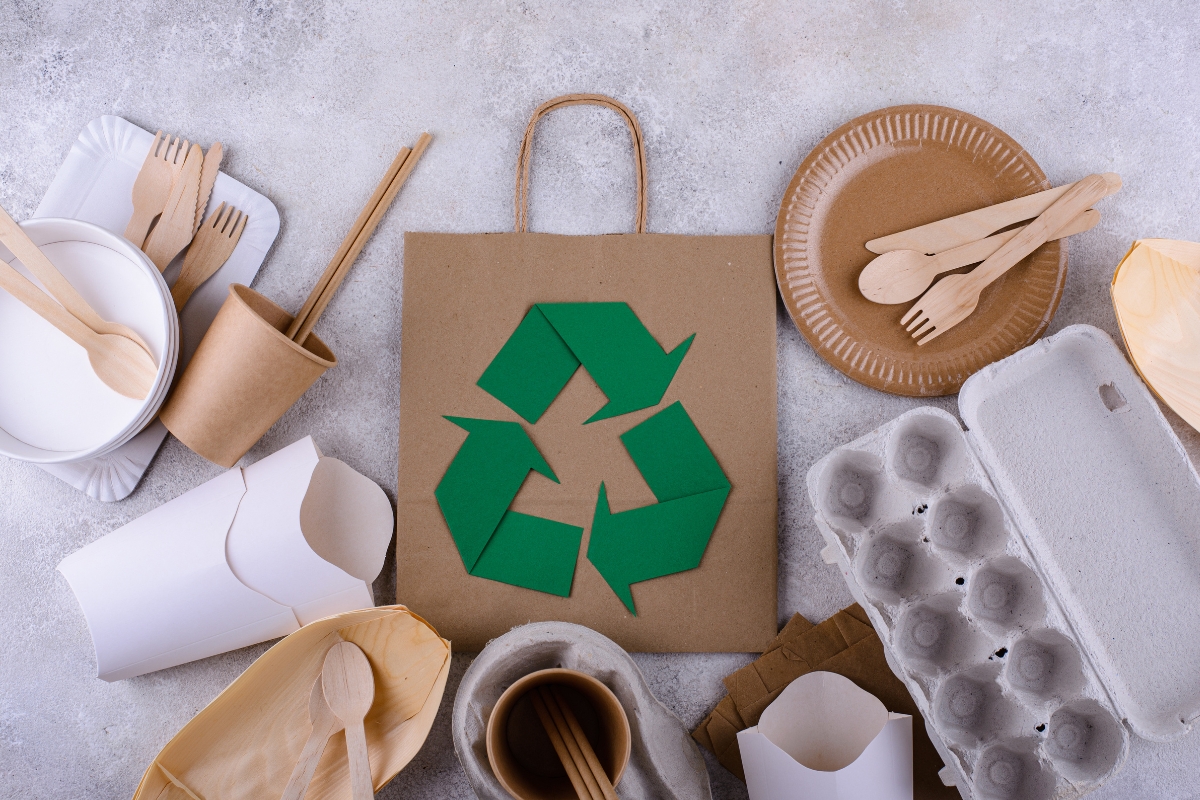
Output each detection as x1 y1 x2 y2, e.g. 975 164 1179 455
133 605 451 800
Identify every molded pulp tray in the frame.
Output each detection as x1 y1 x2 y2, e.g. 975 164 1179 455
806 325 1200 800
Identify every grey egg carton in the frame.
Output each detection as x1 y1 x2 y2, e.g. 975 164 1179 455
805 325 1200 800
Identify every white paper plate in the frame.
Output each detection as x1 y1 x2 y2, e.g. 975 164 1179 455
31 116 279 499
0 218 177 462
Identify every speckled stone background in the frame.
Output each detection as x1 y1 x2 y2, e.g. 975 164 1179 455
2 1 1200 798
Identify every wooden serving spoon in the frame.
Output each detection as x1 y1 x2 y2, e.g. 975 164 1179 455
859 209 1100 304
321 642 375 800
280 677 345 800
0 256 156 399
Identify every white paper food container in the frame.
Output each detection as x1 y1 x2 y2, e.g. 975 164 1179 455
806 325 1200 800
738 670 913 800
58 436 393 681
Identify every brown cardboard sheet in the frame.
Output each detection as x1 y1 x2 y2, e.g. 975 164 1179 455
692 604 957 799
395 231 777 652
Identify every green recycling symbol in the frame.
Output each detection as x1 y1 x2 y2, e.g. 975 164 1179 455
435 302 730 614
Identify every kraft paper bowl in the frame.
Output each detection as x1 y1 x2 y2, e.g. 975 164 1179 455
486 668 631 800
160 284 336 467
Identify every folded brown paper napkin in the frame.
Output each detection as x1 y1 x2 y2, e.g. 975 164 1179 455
692 604 957 799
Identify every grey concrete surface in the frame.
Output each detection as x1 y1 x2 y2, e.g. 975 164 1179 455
2 1 1199 798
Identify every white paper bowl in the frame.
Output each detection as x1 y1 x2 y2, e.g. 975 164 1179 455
0 218 178 463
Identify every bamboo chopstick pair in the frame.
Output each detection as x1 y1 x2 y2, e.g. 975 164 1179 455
285 132 433 344
530 685 619 800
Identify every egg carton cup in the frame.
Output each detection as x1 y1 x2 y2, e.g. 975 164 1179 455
806 325 1200 800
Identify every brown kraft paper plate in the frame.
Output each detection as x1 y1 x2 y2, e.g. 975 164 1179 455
775 104 1067 396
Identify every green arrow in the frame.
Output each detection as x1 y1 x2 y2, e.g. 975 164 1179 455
539 303 694 423
471 511 583 596
477 303 693 424
435 417 583 595
476 307 580 425
589 484 729 612
586 402 731 613
435 417 558 571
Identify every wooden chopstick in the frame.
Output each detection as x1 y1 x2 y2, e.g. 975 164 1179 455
292 132 432 345
549 686 619 800
285 145 411 341
538 687 604 800
530 689 593 800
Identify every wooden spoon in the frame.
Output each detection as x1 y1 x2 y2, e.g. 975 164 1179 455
859 209 1100 304
321 642 375 800
0 256 157 399
280 677 345 800
0 203 153 358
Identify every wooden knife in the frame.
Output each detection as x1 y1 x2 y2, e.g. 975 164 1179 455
193 142 223 237
865 173 1121 255
143 142 203 271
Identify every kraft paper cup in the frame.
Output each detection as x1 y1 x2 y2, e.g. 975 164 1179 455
160 284 336 468
486 668 630 800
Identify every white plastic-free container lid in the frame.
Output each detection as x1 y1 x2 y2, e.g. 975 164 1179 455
959 324 1200 742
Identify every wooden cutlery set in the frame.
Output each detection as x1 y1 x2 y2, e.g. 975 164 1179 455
0 129 247 403
127 131 246 312
859 173 1122 344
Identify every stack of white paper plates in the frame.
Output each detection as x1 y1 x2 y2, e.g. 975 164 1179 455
0 218 178 463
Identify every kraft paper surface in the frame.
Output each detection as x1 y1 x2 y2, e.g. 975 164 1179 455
692 605 957 799
396 231 777 652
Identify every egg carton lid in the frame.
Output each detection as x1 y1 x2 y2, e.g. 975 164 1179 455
958 324 1200 742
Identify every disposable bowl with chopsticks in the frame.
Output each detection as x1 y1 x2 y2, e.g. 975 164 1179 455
131 605 451 800
159 135 430 467
0 217 178 463
487 668 631 800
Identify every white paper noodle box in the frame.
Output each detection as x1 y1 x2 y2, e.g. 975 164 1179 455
738 671 913 800
58 436 393 681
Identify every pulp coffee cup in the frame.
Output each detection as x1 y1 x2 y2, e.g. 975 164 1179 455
486 668 631 800
160 284 336 467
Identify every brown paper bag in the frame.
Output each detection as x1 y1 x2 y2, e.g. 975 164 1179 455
396 95 776 652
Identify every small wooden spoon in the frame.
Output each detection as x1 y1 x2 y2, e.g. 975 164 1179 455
321 642 375 800
280 678 345 800
0 256 156 399
859 209 1100 304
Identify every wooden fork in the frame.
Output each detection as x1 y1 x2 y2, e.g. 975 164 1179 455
170 202 246 312
124 131 188 248
901 173 1119 345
